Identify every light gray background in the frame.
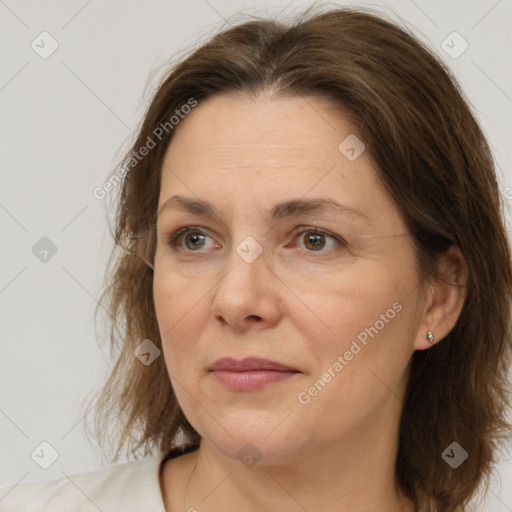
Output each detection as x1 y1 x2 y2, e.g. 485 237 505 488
1 0 511 509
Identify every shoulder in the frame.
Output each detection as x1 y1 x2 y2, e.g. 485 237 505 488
0 454 166 512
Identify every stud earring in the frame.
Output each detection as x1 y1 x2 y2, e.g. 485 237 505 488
427 331 435 344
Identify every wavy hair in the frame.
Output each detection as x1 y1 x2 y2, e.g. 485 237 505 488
84 5 512 511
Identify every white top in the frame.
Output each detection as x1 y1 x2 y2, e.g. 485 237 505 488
0 451 170 512
0 449 441 512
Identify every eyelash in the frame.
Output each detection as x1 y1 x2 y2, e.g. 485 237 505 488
166 226 346 255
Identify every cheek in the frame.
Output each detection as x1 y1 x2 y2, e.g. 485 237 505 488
298 268 398 343
293 289 414 440
152 271 217 438
297 261 415 381
153 272 179 334
153 272 208 366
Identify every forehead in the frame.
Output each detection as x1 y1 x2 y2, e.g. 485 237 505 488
164 91 354 165
157 92 405 232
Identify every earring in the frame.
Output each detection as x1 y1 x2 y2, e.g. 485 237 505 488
427 331 435 344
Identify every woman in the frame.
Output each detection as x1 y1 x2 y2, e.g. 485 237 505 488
2 5 511 512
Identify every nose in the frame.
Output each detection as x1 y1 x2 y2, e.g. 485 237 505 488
209 240 283 331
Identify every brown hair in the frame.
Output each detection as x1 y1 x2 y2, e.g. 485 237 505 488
84 5 512 511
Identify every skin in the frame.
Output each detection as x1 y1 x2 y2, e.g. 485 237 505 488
153 91 467 511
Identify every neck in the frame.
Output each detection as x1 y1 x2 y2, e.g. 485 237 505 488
181 399 416 512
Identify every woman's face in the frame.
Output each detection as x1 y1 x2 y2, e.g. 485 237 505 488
153 92 428 464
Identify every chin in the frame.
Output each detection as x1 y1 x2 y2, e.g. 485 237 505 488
195 410 310 466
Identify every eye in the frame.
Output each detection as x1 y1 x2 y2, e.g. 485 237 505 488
166 226 345 254
289 227 345 252
167 227 219 252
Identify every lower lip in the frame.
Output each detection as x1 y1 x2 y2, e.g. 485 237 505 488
211 370 298 391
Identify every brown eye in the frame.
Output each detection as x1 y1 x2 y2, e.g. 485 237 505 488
303 232 326 251
183 231 207 250
291 228 345 253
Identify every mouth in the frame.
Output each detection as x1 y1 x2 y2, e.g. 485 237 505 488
209 357 301 391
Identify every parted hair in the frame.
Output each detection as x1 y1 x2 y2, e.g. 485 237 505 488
84 5 512 511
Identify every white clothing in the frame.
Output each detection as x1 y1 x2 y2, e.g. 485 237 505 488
0 451 170 512
0 448 441 511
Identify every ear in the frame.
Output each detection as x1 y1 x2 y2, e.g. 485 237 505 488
414 245 468 350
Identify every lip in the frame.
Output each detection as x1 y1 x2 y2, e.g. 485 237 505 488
209 357 299 372
209 357 300 391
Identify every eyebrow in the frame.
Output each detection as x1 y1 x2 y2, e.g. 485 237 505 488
157 195 369 223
